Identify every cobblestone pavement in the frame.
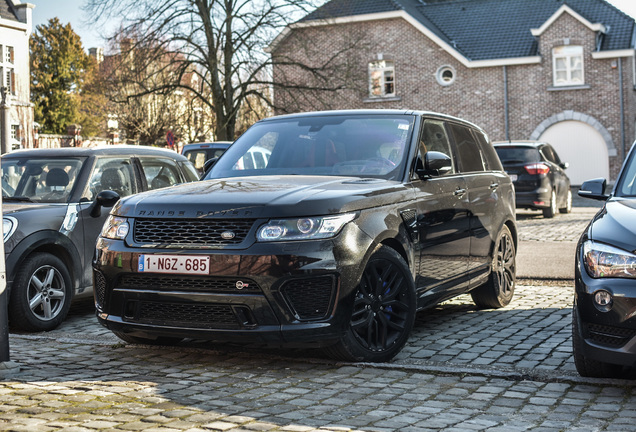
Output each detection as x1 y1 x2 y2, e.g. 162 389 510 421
515 207 598 243
3 202 636 431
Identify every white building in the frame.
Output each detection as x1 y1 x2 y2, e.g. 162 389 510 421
1 0 34 150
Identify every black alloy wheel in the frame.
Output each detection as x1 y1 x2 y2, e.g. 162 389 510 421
326 246 416 362
471 225 516 309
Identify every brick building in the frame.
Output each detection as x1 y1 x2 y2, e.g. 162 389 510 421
269 0 636 184
0 0 34 151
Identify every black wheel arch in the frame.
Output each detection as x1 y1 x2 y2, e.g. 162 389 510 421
5 230 82 298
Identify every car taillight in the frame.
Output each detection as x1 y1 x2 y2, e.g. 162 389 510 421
524 163 550 175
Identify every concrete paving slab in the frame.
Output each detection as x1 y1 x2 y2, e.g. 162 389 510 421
516 241 576 280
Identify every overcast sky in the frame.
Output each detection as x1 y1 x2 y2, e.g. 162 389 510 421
26 0 636 51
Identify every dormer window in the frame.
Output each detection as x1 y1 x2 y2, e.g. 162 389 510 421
369 60 395 98
552 45 584 86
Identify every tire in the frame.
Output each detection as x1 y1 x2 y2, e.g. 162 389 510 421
325 247 416 363
471 225 516 309
572 307 621 378
8 252 73 332
113 331 182 346
542 189 557 218
559 188 572 214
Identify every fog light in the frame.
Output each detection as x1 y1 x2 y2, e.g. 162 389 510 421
593 290 613 312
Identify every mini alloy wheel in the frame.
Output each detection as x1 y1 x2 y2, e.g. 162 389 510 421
9 253 73 332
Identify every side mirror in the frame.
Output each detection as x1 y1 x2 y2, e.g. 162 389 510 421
89 190 121 218
417 151 453 179
578 178 609 201
201 157 219 179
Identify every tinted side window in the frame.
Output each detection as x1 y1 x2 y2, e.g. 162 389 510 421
419 119 455 174
543 145 562 165
540 145 555 163
87 158 136 200
138 157 182 191
473 130 502 171
448 123 485 173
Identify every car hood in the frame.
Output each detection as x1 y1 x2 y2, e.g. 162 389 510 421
116 176 412 219
589 199 636 252
2 202 69 253
2 202 68 217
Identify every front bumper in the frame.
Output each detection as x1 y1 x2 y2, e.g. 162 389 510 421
93 224 372 347
574 249 636 367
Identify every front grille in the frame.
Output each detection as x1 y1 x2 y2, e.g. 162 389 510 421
281 276 335 321
133 218 254 245
587 323 636 347
93 270 106 308
119 274 261 293
131 301 240 329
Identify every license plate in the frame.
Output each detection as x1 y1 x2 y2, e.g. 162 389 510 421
508 174 518 182
138 254 210 275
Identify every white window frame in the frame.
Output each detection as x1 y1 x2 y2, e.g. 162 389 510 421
552 45 584 87
368 60 395 98
0 45 15 95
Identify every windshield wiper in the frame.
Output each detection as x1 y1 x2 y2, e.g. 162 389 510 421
3 196 34 202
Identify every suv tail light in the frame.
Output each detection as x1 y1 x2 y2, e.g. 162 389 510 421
524 163 550 175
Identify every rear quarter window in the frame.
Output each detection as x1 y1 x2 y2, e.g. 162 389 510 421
474 131 502 171
448 123 485 173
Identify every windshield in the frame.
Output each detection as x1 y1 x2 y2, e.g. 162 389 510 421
616 146 636 197
206 114 415 181
1 157 85 203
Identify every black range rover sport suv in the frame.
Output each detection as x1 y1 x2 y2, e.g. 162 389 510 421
94 110 517 362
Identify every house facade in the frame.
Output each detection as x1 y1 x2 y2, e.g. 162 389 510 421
270 0 636 184
1 0 34 151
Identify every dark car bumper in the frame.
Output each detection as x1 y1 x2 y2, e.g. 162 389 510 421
514 190 552 209
574 252 636 367
93 225 372 347
512 177 552 209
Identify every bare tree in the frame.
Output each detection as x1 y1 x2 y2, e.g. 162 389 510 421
85 0 368 141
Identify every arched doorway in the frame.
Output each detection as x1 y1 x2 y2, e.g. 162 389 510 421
531 112 615 186
538 120 609 185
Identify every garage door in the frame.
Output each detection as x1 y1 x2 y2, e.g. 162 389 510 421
538 120 609 186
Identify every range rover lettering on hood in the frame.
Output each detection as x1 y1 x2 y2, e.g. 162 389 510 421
135 208 255 217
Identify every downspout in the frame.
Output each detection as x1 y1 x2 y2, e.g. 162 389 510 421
503 66 510 140
619 58 626 164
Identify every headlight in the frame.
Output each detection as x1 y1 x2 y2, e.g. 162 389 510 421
100 216 130 240
257 214 356 242
583 240 636 278
3 216 17 242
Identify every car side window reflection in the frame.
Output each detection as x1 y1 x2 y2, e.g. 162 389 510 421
448 123 486 173
419 119 455 174
138 157 182 191
86 158 136 200
474 130 502 171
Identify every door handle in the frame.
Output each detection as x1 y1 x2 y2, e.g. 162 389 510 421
454 188 466 197
489 183 499 190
